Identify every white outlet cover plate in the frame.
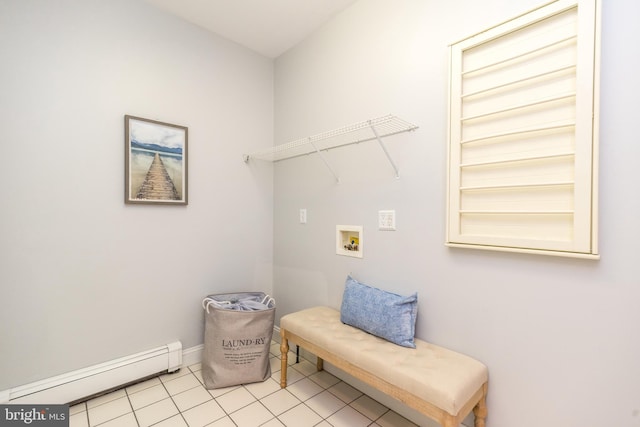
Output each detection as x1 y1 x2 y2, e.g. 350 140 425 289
378 210 396 230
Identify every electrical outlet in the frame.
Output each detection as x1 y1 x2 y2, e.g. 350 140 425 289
299 209 307 224
378 210 396 231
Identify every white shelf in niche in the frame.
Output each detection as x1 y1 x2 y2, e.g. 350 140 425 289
243 115 418 181
336 225 363 258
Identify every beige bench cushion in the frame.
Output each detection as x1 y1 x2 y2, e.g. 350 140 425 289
281 306 488 416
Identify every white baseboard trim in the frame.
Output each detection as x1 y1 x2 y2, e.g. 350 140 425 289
181 344 204 368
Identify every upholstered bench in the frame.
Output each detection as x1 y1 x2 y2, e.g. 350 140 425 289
279 306 489 427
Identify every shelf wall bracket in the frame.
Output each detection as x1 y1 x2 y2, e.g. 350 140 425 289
309 138 341 183
369 121 400 179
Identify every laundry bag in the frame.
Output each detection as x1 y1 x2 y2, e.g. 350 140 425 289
201 292 275 389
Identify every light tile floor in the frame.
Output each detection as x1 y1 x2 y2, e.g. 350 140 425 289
69 342 418 427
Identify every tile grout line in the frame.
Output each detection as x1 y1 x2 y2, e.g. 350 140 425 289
86 394 134 427
225 352 372 426
188 364 237 426
156 374 193 427
183 364 226 427
83 404 90 427
280 364 344 426
252 397 278 427
123 385 141 427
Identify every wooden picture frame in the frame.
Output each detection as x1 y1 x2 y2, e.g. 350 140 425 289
125 115 188 205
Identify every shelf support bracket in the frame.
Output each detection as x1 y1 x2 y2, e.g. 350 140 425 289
370 121 400 178
309 138 340 183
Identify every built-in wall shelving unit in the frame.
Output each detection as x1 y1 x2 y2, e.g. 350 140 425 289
243 115 418 182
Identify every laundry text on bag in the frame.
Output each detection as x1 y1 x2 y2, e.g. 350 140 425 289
221 337 267 349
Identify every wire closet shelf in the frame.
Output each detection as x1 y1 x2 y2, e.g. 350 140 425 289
243 115 418 181
243 115 417 162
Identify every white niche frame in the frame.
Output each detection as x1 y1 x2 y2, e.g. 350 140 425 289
336 225 363 258
446 0 600 259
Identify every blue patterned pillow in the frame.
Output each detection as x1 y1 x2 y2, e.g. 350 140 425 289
340 275 418 348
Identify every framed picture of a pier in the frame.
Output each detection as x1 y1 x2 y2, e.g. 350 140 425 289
125 115 188 205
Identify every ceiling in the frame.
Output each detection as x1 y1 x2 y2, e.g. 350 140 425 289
143 0 359 58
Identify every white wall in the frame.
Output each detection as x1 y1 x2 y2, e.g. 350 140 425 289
0 0 274 390
273 1 640 426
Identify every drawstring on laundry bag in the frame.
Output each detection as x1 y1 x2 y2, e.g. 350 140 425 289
202 294 275 313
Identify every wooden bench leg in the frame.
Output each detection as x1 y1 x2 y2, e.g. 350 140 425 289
442 415 458 427
316 356 324 372
473 382 488 427
280 330 289 389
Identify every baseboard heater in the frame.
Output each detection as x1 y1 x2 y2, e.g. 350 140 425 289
1 341 182 405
